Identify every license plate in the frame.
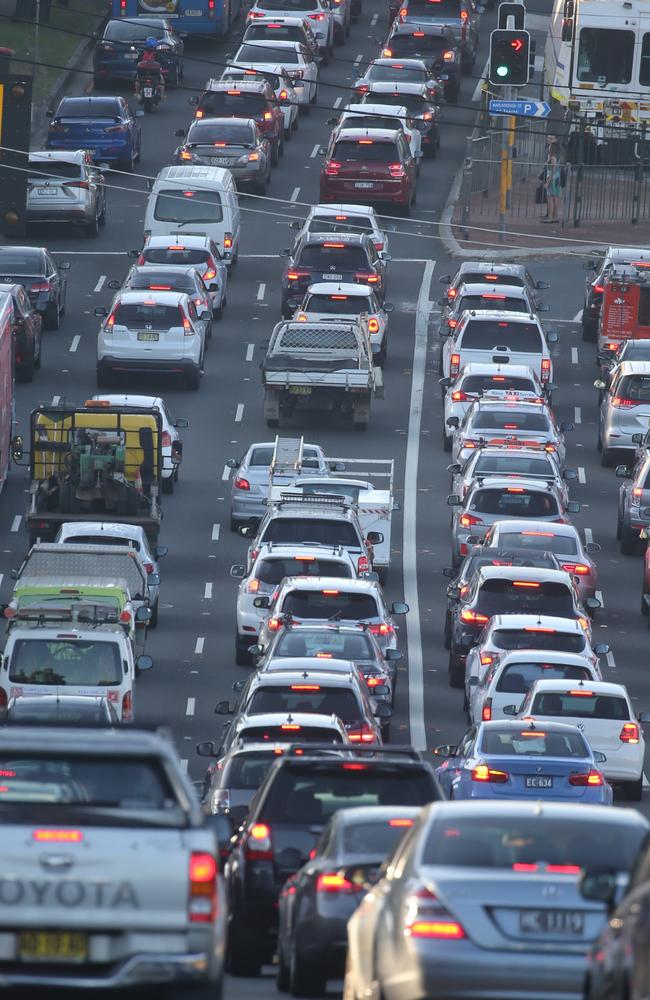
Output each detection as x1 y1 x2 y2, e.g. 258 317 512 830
525 775 553 789
322 273 342 280
519 910 584 935
137 332 159 341
37 188 57 195
125 52 138 60
143 87 153 98
289 385 311 395
355 182 374 189
211 157 233 165
186 8 202 12
19 931 88 963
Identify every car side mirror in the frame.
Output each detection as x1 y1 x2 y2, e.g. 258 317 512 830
189 96 199 106
174 417 189 429
567 501 580 513
107 279 121 290
546 329 559 344
318 145 327 155
232 679 246 692
215 700 233 715
638 711 650 723
390 602 409 615
593 751 607 764
230 564 246 579
502 704 517 716
579 870 618 909
280 248 292 257
537 303 550 312
374 702 392 719
135 606 151 623
253 595 270 609
239 525 254 537
536 280 550 289
10 568 19 581
585 541 601 553
326 116 339 125
248 644 263 658
562 468 578 480
442 567 455 578
383 302 395 313
583 260 596 270
288 221 300 230
379 251 391 261
446 416 459 429
593 642 610 655
559 421 574 432
385 648 402 661
439 274 451 284
447 462 460 474
586 597 601 610
136 654 153 672
468 676 479 686
128 249 140 259
615 465 631 478
154 545 168 558
94 307 107 317
367 531 384 545
593 379 606 390
148 573 160 587
196 740 217 757
447 494 461 506
447 586 460 601
432 744 454 757
632 433 644 444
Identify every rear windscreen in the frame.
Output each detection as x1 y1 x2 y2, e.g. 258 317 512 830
9 639 122 687
29 161 81 180
343 818 415 854
281 590 378 619
62 534 141 551
237 43 300 63
458 272 525 288
198 92 269 116
112 303 181 330
472 410 549 432
472 455 555 477
492 628 586 653
404 0 461 14
129 271 193 293
476 580 575 617
239 725 343 743
305 293 370 315
332 140 397 162
263 518 360 548
480 728 589 757
256 557 353 583
143 248 209 266
262 765 438 823
368 65 426 82
495 531 577 556
248 24 303 41
187 121 254 145
247 687 362 721
104 21 165 42
461 321 542 352
617 375 650 402
387 34 447 56
258 0 318 9
309 215 374 234
460 375 534 394
222 750 279 789
470 489 559 517
273 630 374 659
494 661 591 694
343 115 403 132
153 189 223 225
298 245 369 269
531 692 630 719
458 296 527 314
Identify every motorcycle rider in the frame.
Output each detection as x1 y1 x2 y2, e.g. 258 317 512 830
135 37 165 103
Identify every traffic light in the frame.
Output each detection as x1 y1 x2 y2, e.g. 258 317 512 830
0 74 33 238
489 28 530 85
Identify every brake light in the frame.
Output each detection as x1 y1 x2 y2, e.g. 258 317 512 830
412 30 425 36
448 319 458 329
562 563 590 575
389 162 405 178
194 110 205 119
451 390 470 401
569 770 604 786
203 258 218 281
30 281 51 293
325 160 341 176
369 623 394 638
33 829 83 842
348 727 377 743
234 476 250 491
182 316 194 336
399 5 407 13
245 823 273 861
322 589 340 595
540 358 551 383
356 84 370 94
593 284 604 294
612 397 638 408
447 287 457 298
450 352 461 376
267 618 281 632
404 888 466 940
358 555 370 574
578 616 589 631
290 684 321 691
368 318 380 334
472 763 508 782
279 89 289 100
620 722 640 744
443 50 455 61
287 269 311 281
481 700 492 722
121 690 132 721
479 654 494 666
389 818 413 827
223 233 233 250
64 180 90 190
459 609 489 625
309 12 325 18
459 513 482 528
525 626 556 633
373 241 384 251
189 852 217 923
366 675 386 688
161 430 172 449
382 48 393 57
316 873 362 893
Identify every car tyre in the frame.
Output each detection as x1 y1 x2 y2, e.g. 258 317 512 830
442 427 452 451
85 209 100 238
16 359 35 384
96 367 111 389
624 775 643 801
271 138 280 165
149 599 159 628
121 148 135 173
601 447 614 467
235 640 253 666
620 525 638 555
227 919 262 977
186 365 201 391
290 943 326 998
45 298 60 331
448 649 464 688
162 475 174 494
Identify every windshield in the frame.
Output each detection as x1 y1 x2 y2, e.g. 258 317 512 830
461 376 535 394
187 122 255 145
273 630 374 659
153 189 223 224
222 750 280 789
461 321 543 352
248 445 320 467
332 140 397 162
530 691 630 719
305 293 371 315
343 115 403 132
471 410 549 432
262 518 360 548
404 0 461 14
343 818 415 855
298 244 370 269
495 531 577 556
422 815 645 869
248 687 362 721
281 590 379 619
199 92 269 116
492 628 586 654
480 728 589 757
29 161 81 181
470 489 560 518
476 580 575 616
472 454 555 477
112 303 181 330
387 34 447 56
368 64 426 82
494 661 591 694
9 640 122 687
248 24 303 41
577 28 634 84
237 43 300 63
104 20 166 42
143 247 210 266
458 295 527 314
256 557 353 583
309 215 374 234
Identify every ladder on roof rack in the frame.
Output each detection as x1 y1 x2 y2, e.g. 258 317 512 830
269 436 308 481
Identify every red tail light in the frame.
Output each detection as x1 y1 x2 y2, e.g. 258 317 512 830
179 148 192 161
593 284 604 294
267 618 282 632
450 352 461 376
234 476 250 491
472 762 508 782
447 287 457 299
368 318 380 334
287 269 311 281
358 554 370 574
64 180 90 189
366 675 386 688
203 258 218 281
325 160 341 176
316 872 363 893
459 513 483 528
121 690 132 721
481 700 492 722
30 281 51 293
368 623 394 636
348 726 377 743
451 389 470 401
388 162 405 178
620 722 640 744
569 770 604 786
248 9 266 16
120 0 126 10
356 84 370 94
189 852 218 922
540 358 551 383
143 562 154 575
612 397 638 408
161 430 172 449
443 50 455 61
223 233 233 250
136 253 145 266
405 887 466 940
561 563 590 575
355 272 380 284
459 608 489 625
245 822 273 861
309 12 325 18
246 578 260 594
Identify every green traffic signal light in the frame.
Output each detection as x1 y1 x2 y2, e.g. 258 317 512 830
496 64 509 77
489 28 530 85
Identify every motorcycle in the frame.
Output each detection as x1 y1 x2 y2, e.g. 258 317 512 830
137 74 161 113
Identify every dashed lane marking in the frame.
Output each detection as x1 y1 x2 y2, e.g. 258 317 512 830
578 467 586 484
10 516 21 532
371 12 378 23
595 589 604 608
181 759 188 773
572 309 583 322
334 97 342 108
204 583 213 600
245 343 254 361
93 275 106 293
571 347 578 364
52 395 61 405
311 143 321 158
257 283 266 301
212 523 221 541
584 527 593 544
235 403 244 422
69 336 80 353
186 698 195 716
606 650 616 671
194 637 205 655
574 406 581 424
222 464 231 481
354 53 362 64
290 187 300 202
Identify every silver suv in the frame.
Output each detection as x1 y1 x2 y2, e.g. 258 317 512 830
27 150 106 236
598 360 650 466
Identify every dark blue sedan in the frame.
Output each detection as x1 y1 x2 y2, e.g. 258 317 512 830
45 96 142 173
93 17 184 89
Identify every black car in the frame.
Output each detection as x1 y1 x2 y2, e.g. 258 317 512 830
277 804 421 994
112 265 215 332
364 84 441 156
0 246 69 330
93 17 184 88
222 748 444 976
383 23 461 102
280 231 389 317
0 282 42 382
398 0 480 73
3 694 120 726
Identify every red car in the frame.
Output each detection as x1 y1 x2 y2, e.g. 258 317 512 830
192 79 284 164
319 126 417 214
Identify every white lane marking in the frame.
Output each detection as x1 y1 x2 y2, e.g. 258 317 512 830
194 637 205 655
290 187 300 202
584 527 593 545
547 318 581 324
571 347 579 364
405 260 435 752
212 523 221 541
354 53 362 64
204 582 213 599
0 574 4 588
644 772 649 788
10 516 21 533
606 650 616 671
222 464 231 481
245 343 254 361
257 283 266 301
93 275 106 293
334 97 342 108
51 395 61 405
534 54 544 72
574 406 582 424
573 308 583 322
472 56 488 102
596 589 604 608
181 759 188 774
186 697 195 716
235 403 244 422
311 143 321 158
371 11 378 23
578 467 586 484
69 335 80 353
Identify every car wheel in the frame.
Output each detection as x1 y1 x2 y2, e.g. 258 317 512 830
292 112 299 131
254 172 268 195
601 447 614 467
235 639 253 666
290 942 326 998
448 649 464 689
98 196 107 227
442 426 452 451
443 612 451 649
620 525 638 555
582 316 597 341
45 298 60 331
85 210 99 238
624 775 643 801
121 149 135 173
271 138 280 166
149 600 159 628
96 367 111 388
186 365 201 391
277 940 290 992
162 475 174 495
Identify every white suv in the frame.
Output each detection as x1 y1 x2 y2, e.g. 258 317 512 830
246 0 334 55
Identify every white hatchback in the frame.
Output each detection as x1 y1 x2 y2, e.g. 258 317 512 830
231 38 318 105
337 103 422 161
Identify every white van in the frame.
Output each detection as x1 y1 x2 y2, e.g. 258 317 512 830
143 165 241 264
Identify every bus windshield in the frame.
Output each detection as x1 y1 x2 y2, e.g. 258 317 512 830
576 28 634 84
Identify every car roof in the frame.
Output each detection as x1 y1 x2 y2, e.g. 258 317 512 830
58 521 146 540
527 679 628 696
470 476 557 492
489 614 584 631
145 235 213 249
366 82 429 95
279 575 378 592
459 309 540 323
496 648 593 666
456 283 529 297
262 656 356 672
335 127 402 142
477 565 571 583
251 669 358 686
306 282 372 296
458 363 536 377
56 97 122 115
617 361 650 375
113 290 187 305
490 520 577 537
422 800 647 826
304 232 366 245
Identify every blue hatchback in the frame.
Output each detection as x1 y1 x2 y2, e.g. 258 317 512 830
434 719 613 805
93 17 184 88
45 96 141 172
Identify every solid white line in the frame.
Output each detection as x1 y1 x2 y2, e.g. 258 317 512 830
51 395 61 405
204 582 213 600
572 309 583 322
334 97 342 108
186 697 195 716
235 403 244 422
596 589 604 608
290 187 300 202
181 759 188 774
574 406 582 424
371 11 378 23
606 650 616 670
584 527 593 545
354 53 362 64
0 574 4 589
69 335 80 353
405 260 435 752
578 467 586 484
222 464 231 481
93 275 106 293
257 282 266 301
310 143 320 158
571 347 579 364
643 771 649 788
10 515 21 533
245 343 254 361
194 637 205 655
212 523 221 541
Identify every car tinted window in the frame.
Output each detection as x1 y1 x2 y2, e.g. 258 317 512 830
249 446 321 466
262 765 437 823
305 293 371 315
248 24 303 41
496 531 577 556
472 410 549 432
492 628 586 653
0 251 43 273
29 160 81 180
405 0 461 14
461 321 543 352
143 248 209 266
62 534 140 551
248 687 362 721
495 661 591 693
481 728 589 757
298 245 370 269
9 640 123 686
237 43 300 62
309 215 374 234
273 630 374 658
473 455 554 477
470 489 559 517
104 20 166 41
187 121 255 145
476 580 575 616
458 272 525 288
239 725 343 743
458 295 527 314
281 591 378 619
387 34 447 55
222 750 279 789
618 375 650 402
422 816 645 870
531 692 630 719
342 818 415 855
258 0 318 8
153 189 223 224
332 140 398 162
344 115 403 132
257 557 353 583
112 303 182 330
263 518 360 547
199 92 269 116
461 376 535 394
129 271 193 293
57 98 121 117
368 65 426 82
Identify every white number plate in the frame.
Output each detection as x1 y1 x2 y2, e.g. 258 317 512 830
355 181 374 189
37 188 57 195
143 87 153 98
185 8 202 12
211 157 232 165
125 52 138 60
323 273 342 280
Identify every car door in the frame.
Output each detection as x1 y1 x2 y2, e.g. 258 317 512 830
44 251 63 305
299 44 317 97
15 285 38 361
121 98 137 149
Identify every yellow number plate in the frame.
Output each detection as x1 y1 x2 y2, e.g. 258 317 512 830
289 386 311 395
19 931 88 963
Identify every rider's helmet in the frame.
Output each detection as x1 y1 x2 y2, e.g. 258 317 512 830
144 37 158 51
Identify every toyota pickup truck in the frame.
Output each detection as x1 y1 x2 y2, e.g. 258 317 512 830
260 317 383 429
0 726 226 994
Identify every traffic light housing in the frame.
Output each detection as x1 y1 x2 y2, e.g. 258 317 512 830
489 28 530 85
0 74 33 238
